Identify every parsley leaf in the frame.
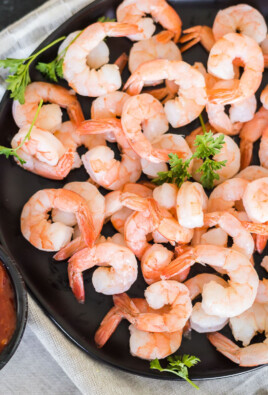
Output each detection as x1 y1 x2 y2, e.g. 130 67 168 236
150 354 200 389
153 154 191 188
0 37 65 104
97 16 116 22
0 99 43 164
192 131 225 160
196 158 227 189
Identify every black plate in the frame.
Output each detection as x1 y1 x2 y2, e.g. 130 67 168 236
0 0 267 380
0 246 28 370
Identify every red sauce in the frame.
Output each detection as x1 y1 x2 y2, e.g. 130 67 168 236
0 261 16 352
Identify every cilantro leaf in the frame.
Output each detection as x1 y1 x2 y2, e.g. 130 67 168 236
0 36 65 103
0 99 43 164
150 354 200 389
36 60 58 82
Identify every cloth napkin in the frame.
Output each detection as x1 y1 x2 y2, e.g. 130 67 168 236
0 1 267 394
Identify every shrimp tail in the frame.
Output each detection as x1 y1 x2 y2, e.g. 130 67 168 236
104 22 141 37
156 30 175 43
78 119 122 135
241 222 268 237
94 306 123 348
76 209 95 247
179 26 203 52
113 293 140 317
53 236 87 261
207 332 240 365
114 52 128 74
160 251 195 280
68 263 85 303
121 193 150 211
67 103 85 126
240 139 253 170
255 235 267 254
208 82 241 105
123 75 143 95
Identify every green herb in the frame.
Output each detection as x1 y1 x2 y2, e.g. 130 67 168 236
0 37 65 104
150 354 200 389
152 115 226 189
36 31 82 82
153 154 191 188
0 99 43 164
97 16 116 22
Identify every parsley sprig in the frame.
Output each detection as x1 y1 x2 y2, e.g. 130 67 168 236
36 16 115 82
0 37 65 104
0 99 43 164
150 354 200 389
153 115 226 189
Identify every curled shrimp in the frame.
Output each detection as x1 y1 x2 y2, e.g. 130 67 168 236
208 331 268 367
63 22 139 96
243 178 268 223
185 273 229 333
161 245 259 317
191 133 241 186
20 188 94 251
180 4 267 53
141 244 189 285
68 242 138 303
239 106 268 169
208 33 264 104
124 59 207 128
116 0 182 42
11 125 74 180
78 118 142 190
12 82 84 129
235 166 268 181
113 280 192 332
207 178 249 212
176 181 208 229
153 183 178 217
129 30 181 78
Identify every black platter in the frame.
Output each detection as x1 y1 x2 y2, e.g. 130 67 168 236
0 0 267 380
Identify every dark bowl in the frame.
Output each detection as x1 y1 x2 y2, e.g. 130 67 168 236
0 245 27 370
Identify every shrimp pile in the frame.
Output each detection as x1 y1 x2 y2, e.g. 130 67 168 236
5 0 268 371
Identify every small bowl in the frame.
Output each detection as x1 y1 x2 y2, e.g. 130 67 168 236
0 245 28 370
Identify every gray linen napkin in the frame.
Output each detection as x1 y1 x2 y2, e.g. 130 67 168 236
0 1 267 393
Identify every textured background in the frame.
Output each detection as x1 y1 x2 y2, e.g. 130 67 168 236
0 0 47 29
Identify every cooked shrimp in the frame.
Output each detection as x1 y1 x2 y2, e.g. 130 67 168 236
129 31 181 78
208 178 249 212
63 22 139 96
235 165 268 181
68 242 138 302
124 60 207 128
12 82 84 129
153 183 178 217
180 4 267 53
21 188 94 251
51 182 105 238
259 126 268 169
58 30 110 70
239 106 268 169
200 228 228 247
208 331 268 367
116 0 182 42
141 244 189 285
161 245 259 317
208 33 264 104
260 85 268 110
177 182 208 229
113 280 192 332
203 211 254 258
11 125 74 179
141 159 168 179
261 34 268 67
54 121 106 169
123 196 193 258
261 256 268 273
192 133 240 186
243 178 268 223
78 119 142 190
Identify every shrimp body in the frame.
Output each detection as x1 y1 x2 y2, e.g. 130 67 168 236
129 31 181 77
124 59 207 128
208 332 268 367
116 0 182 42
208 178 249 212
21 189 94 251
114 280 192 332
192 134 240 186
177 182 208 229
153 183 178 217
261 85 268 110
235 166 268 181
12 82 84 128
212 4 267 43
259 126 268 169
208 33 264 104
68 242 138 302
243 178 268 223
63 22 139 96
162 245 259 317
11 125 74 179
